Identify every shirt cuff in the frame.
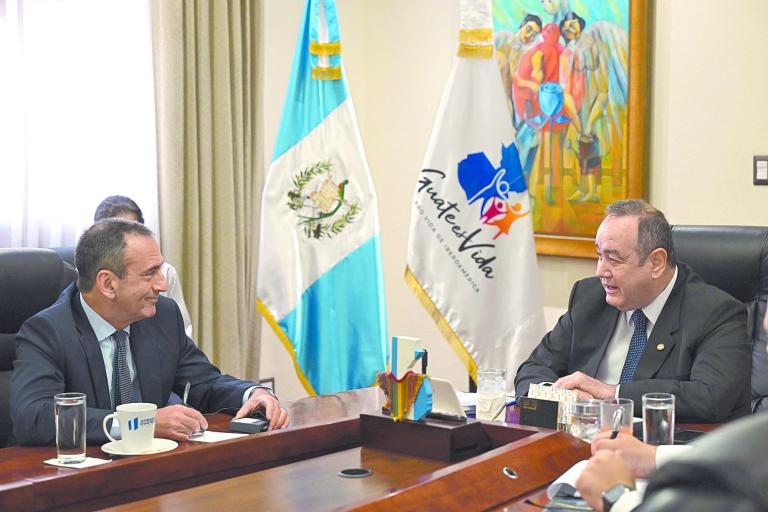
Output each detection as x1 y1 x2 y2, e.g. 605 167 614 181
613 490 642 512
242 385 275 406
655 444 690 469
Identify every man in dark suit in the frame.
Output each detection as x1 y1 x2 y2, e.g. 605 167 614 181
575 305 768 512
514 200 751 422
11 219 289 446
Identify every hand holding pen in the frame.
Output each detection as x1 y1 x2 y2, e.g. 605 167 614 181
182 381 205 438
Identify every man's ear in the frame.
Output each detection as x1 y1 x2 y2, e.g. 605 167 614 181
648 248 668 279
95 269 118 300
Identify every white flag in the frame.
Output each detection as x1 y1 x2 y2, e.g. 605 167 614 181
405 0 545 391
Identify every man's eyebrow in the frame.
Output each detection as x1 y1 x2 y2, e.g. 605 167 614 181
596 247 625 258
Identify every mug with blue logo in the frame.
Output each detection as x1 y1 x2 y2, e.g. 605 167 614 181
102 403 157 452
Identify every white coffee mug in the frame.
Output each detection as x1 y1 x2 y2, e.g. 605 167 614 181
102 403 157 452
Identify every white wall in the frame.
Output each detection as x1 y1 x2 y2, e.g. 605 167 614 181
260 0 768 401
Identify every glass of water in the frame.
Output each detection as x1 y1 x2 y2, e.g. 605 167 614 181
54 392 87 464
642 393 675 445
476 368 507 421
599 398 634 435
570 400 601 442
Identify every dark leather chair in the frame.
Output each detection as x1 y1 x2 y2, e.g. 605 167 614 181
0 248 77 447
51 246 76 268
671 225 768 413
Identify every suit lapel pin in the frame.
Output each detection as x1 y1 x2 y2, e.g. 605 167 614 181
656 343 665 351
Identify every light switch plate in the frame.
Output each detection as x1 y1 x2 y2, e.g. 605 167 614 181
754 155 768 185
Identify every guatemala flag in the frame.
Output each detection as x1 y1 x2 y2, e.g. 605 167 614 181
257 0 387 395
405 0 545 393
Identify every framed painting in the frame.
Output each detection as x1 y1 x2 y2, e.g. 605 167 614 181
492 0 650 258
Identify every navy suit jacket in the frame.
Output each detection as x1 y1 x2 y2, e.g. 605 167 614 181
514 263 752 423
11 283 255 445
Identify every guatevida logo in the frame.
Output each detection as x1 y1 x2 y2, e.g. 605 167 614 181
457 143 530 240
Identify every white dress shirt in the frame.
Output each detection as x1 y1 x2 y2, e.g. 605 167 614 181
612 444 691 511
79 294 141 409
596 267 679 392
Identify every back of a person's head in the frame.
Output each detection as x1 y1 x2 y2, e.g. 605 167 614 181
94 195 144 224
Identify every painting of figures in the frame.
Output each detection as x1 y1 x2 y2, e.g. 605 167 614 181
493 0 649 257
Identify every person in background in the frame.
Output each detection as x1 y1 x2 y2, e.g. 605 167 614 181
94 195 192 337
576 305 768 511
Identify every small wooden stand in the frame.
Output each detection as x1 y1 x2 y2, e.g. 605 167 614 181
360 411 492 462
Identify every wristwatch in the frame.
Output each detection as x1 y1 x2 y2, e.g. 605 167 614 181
602 484 631 511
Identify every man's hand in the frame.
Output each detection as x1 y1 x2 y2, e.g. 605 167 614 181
576 451 636 512
592 431 658 478
553 371 617 400
156 404 208 441
234 388 290 431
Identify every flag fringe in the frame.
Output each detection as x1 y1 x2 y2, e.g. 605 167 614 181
256 299 319 397
404 266 478 384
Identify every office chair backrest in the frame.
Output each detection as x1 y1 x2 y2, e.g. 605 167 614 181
671 226 768 413
0 248 77 447
51 246 76 268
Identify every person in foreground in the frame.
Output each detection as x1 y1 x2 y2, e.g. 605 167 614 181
515 199 751 422
576 306 768 512
11 219 289 446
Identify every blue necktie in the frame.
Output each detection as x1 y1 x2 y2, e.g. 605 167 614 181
619 309 648 383
112 330 134 408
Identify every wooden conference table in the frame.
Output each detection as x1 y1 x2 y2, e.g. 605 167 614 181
0 388 714 511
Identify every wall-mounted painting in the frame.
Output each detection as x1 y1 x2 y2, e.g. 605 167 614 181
492 0 650 258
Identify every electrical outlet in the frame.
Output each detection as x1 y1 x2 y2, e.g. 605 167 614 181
754 155 768 185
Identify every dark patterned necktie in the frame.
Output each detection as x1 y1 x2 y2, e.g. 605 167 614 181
112 330 134 408
619 309 648 383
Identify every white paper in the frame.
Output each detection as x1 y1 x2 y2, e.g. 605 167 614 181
188 431 248 443
44 457 112 469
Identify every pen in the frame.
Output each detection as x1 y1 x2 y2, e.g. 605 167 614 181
609 408 624 439
182 381 205 438
491 398 517 421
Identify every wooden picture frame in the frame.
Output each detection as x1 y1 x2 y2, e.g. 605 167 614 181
493 0 651 258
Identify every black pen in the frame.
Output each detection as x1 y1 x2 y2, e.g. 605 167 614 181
609 408 624 439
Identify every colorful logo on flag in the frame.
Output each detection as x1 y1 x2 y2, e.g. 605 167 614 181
457 143 530 240
286 160 361 239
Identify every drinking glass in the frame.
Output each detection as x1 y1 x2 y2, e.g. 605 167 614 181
55 392 87 464
476 368 507 421
642 393 675 445
570 400 601 442
599 398 633 435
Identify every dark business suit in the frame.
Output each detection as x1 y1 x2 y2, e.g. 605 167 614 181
514 263 751 422
11 284 255 445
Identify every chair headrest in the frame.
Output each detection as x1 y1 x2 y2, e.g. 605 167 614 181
0 248 77 333
671 225 768 304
